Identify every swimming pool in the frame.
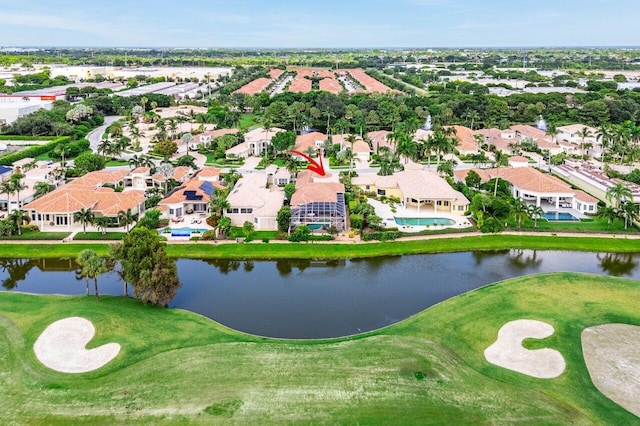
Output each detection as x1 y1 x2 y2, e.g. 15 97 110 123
543 211 579 221
394 217 455 227
164 227 208 237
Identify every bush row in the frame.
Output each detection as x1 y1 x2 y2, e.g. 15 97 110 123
0 136 71 166
0 135 54 141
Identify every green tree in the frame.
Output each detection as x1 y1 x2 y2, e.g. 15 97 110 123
528 205 545 228
510 199 530 228
620 201 639 229
155 140 178 161
117 208 138 233
465 170 482 189
597 206 621 228
7 209 29 236
277 206 291 233
242 221 255 238
270 131 296 156
33 182 56 199
94 216 110 235
73 208 95 235
493 150 508 196
606 182 633 209
76 249 94 296
81 250 107 300
74 152 105 175
110 227 181 306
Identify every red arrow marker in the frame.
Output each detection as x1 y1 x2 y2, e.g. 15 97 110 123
288 149 326 177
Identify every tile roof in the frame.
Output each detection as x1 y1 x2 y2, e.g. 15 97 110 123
233 77 272 95
227 173 284 217
345 69 392 94
510 125 548 140
291 170 345 205
295 131 328 153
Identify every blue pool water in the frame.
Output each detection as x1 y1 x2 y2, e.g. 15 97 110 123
543 211 578 221
395 217 455 226
165 227 208 237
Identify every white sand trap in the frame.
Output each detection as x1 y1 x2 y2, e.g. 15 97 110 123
33 317 120 374
484 319 565 379
582 324 640 417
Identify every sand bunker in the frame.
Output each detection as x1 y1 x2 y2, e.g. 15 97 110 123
33 317 120 374
582 324 640 417
484 319 565 379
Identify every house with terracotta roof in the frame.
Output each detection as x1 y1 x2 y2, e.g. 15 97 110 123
293 131 328 155
226 127 285 159
123 166 193 191
508 156 530 168
510 125 549 141
330 134 371 165
158 166 223 220
352 170 469 215
447 125 479 155
556 124 598 145
23 170 145 231
455 167 598 214
225 173 284 230
367 130 392 152
290 170 347 231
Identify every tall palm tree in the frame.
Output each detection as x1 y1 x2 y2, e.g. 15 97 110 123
606 182 633 209
76 249 94 296
97 139 112 158
510 199 530 228
33 182 55 199
395 133 418 164
181 132 194 157
208 192 230 219
340 148 357 176
493 150 508 197
597 205 621 228
73 208 95 235
577 127 593 158
620 201 639 229
9 175 25 211
117 209 137 233
528 205 545 228
93 216 110 235
83 251 107 301
285 156 299 178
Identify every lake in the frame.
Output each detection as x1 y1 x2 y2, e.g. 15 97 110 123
1 250 639 338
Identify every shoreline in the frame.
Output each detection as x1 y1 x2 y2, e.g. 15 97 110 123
1 231 640 259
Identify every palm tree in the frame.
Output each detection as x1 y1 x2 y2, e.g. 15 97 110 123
117 209 137 233
82 250 107 300
54 143 71 167
0 181 16 212
181 132 194 156
577 127 593 158
340 148 357 176
285 156 299 178
528 205 545 228
606 182 633 209
510 199 530 228
73 208 95 235
7 209 30 236
97 139 112 158
209 192 230 219
156 163 175 195
76 249 94 296
10 175 25 210
597 206 621 228
620 201 639 229
33 182 55 199
493 150 508 197
93 216 110 235
168 118 178 140
395 133 418 164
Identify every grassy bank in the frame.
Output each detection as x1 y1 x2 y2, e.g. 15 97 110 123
0 272 637 423
1 234 640 259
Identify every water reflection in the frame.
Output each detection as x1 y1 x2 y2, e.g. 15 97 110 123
1 251 639 338
597 253 639 276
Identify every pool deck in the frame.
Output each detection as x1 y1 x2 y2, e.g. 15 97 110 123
369 199 473 233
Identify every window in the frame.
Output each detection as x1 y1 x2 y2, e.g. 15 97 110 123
240 208 253 214
589 205 594 211
437 201 442 206
444 201 449 207
365 185 370 190
169 209 174 214
377 189 386 196
254 217 258 224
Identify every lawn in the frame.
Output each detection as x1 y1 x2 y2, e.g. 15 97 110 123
2 234 640 259
0 272 637 423
239 113 259 130
509 217 636 233
105 159 130 167
73 232 126 241
0 231 70 241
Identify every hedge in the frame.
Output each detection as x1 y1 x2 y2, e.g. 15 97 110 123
0 135 54 141
0 136 71 166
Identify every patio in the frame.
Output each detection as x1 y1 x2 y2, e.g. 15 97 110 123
369 199 473 233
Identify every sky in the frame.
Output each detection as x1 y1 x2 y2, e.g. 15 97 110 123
0 0 638 48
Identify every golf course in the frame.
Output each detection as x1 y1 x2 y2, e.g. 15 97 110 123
0 272 638 424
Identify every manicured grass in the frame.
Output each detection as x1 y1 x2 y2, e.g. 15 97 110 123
73 232 126 241
239 113 259 130
2 234 640 259
0 231 69 241
0 273 637 423
509 217 636 233
105 159 129 167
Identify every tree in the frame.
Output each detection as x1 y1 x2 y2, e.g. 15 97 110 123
606 182 633 209
270 131 296 156
620 201 639 229
74 152 105 175
76 249 94 296
81 250 107 300
208 191 230 219
216 216 232 239
97 139 112 157
94 216 110 235
117 208 137 233
243 221 255 238
465 170 482 189
7 209 29 236
510 199 530 228
493 150 508 197
577 127 593 157
110 227 181 306
277 206 291 233
597 206 621 228
156 163 175 194
155 140 178 161
528 205 545 228
33 182 55 199
181 132 194 156
73 208 95 235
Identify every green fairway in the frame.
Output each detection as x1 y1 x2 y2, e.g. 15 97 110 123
0 273 638 424
1 234 640 260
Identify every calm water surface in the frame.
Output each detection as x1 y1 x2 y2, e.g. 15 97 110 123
1 250 639 338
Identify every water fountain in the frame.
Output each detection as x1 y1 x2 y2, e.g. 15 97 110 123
536 115 547 131
421 115 432 131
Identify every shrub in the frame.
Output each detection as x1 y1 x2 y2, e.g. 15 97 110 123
201 230 216 240
289 225 311 242
361 231 401 241
0 136 70 166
